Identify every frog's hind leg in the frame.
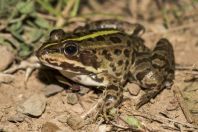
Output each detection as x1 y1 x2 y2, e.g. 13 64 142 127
136 39 175 109
151 38 175 86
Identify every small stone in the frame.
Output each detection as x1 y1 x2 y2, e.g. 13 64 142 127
57 115 69 123
43 84 64 97
7 113 25 123
0 73 14 84
67 93 78 105
127 83 141 96
67 115 84 130
41 122 60 132
99 124 112 132
17 94 46 117
78 86 90 95
0 45 15 71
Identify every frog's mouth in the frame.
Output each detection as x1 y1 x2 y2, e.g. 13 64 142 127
59 70 107 87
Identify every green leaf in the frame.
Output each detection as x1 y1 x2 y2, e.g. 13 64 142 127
123 115 142 129
9 21 22 32
35 17 51 29
9 30 24 42
16 1 34 14
36 0 61 17
18 43 33 58
71 0 80 17
30 29 43 43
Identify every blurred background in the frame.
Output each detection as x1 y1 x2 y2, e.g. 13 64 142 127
0 0 197 60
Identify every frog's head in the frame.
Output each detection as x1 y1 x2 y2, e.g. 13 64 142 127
36 29 104 75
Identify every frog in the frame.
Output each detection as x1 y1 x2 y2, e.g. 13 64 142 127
36 19 175 120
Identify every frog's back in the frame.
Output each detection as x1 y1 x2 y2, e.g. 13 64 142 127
72 30 136 83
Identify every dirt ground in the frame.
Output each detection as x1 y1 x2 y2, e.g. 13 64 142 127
0 0 198 132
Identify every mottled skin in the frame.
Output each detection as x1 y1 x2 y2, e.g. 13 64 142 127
36 20 175 120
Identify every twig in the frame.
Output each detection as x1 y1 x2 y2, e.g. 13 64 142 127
94 118 105 131
176 64 198 71
81 98 102 119
62 0 75 17
129 110 198 129
173 86 194 124
109 121 129 130
37 13 57 21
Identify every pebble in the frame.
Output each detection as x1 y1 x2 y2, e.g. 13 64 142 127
127 83 141 96
0 73 14 84
78 86 90 95
0 45 15 71
67 93 78 105
57 114 69 123
41 122 60 132
43 84 64 97
67 115 84 130
17 94 46 117
7 113 25 123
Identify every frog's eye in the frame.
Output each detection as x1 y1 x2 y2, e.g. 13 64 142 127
50 29 65 41
64 44 78 56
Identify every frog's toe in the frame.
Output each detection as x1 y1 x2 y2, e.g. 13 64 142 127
100 99 118 121
136 90 159 109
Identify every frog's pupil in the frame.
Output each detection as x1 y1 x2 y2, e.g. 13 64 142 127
64 45 77 56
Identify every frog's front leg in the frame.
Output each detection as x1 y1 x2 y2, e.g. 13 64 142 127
102 84 123 120
97 73 123 120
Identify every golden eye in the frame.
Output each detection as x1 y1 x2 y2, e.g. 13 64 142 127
64 44 78 56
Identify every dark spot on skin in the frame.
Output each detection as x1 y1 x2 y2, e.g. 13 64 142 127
79 51 101 69
105 53 113 61
109 63 114 67
112 66 116 72
131 51 136 64
102 50 113 61
115 72 122 76
96 36 105 41
135 57 150 66
125 60 129 66
124 49 130 57
87 38 95 42
99 77 104 82
127 40 131 47
102 50 108 55
123 73 128 80
113 80 117 83
60 62 92 75
117 60 123 66
92 49 97 54
114 49 122 56
136 69 150 81
108 84 119 91
109 36 122 43
125 60 130 70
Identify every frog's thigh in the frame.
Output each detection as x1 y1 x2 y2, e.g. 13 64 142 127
151 38 175 82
